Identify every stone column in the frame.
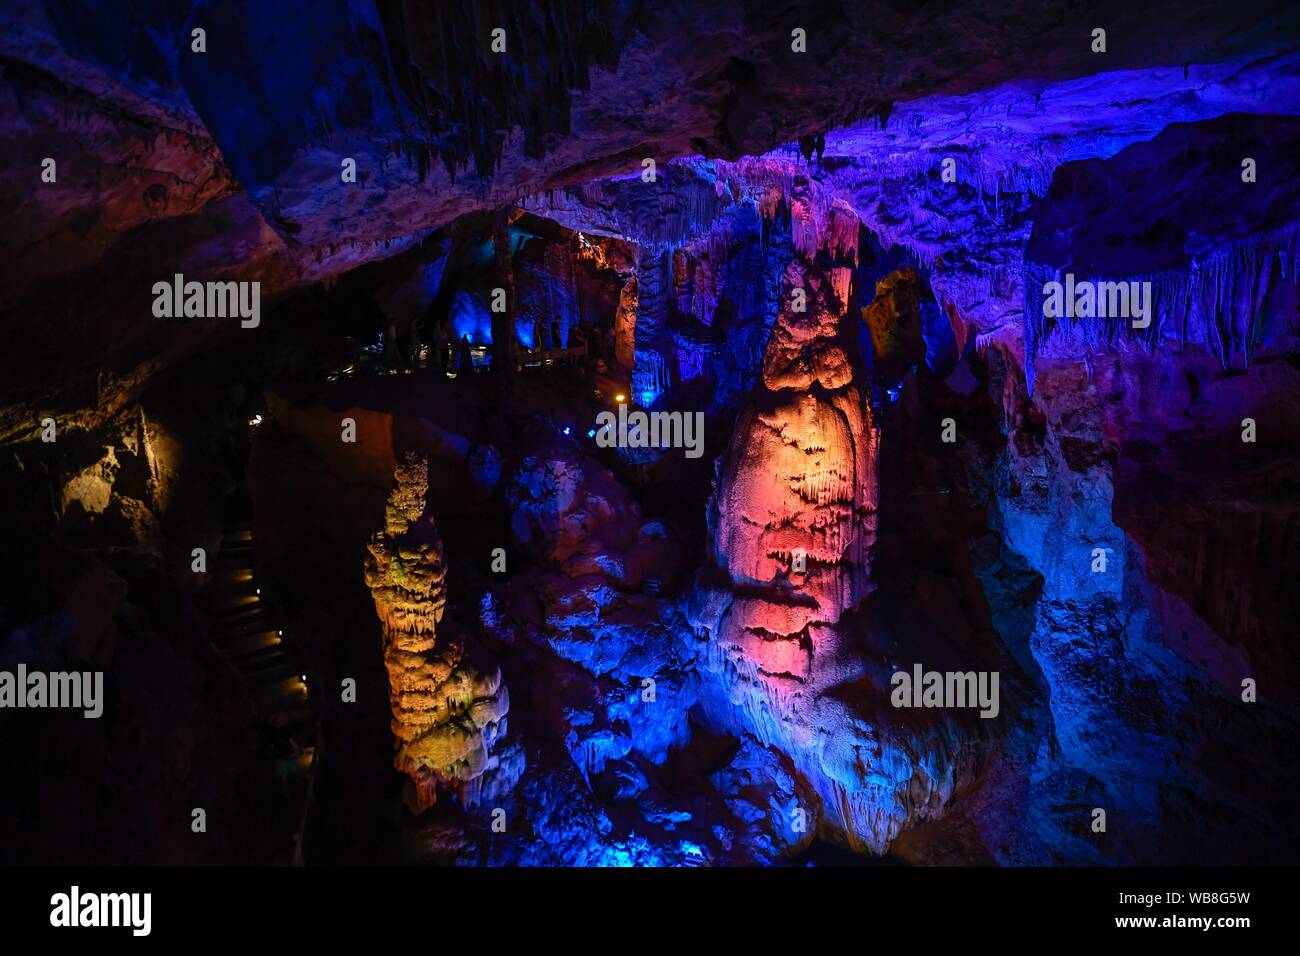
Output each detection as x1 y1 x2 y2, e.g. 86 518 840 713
364 453 510 812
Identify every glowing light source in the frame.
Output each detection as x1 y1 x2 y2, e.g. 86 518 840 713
615 393 626 403
562 426 571 435
248 414 263 427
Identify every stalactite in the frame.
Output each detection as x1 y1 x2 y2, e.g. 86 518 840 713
1022 223 1300 392
375 0 626 180
632 246 673 402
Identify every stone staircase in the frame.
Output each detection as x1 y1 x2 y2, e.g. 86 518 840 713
201 522 317 862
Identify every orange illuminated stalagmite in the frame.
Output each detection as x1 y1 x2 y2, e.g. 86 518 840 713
365 453 509 812
692 250 978 855
707 259 877 685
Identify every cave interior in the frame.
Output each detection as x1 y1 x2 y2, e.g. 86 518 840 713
1 0 1299 867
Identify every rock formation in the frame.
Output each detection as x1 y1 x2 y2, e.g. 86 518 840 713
501 432 696 784
691 254 983 853
365 453 511 812
4 0 1300 869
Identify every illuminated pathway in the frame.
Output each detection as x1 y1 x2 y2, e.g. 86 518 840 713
201 523 317 862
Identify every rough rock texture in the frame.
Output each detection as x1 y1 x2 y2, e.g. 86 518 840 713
861 269 928 381
1023 113 1300 388
711 738 820 863
0 344 284 864
365 453 512 811
690 252 982 854
7 0 1298 431
949 345 1300 865
5 0 1300 867
503 432 696 780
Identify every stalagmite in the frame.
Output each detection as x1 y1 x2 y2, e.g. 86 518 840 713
690 246 983 854
365 453 511 813
705 258 877 679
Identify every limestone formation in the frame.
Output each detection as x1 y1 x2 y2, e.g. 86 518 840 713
692 256 982 854
6 0 1300 869
699 260 875 683
365 453 510 812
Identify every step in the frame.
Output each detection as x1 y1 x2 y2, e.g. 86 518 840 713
214 615 273 636
254 671 308 695
213 630 280 657
210 565 253 580
230 644 285 669
212 601 269 624
245 660 299 685
241 655 293 680
217 616 280 639
203 586 260 610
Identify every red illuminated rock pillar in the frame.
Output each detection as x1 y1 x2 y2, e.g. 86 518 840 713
706 258 877 692
692 237 980 856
